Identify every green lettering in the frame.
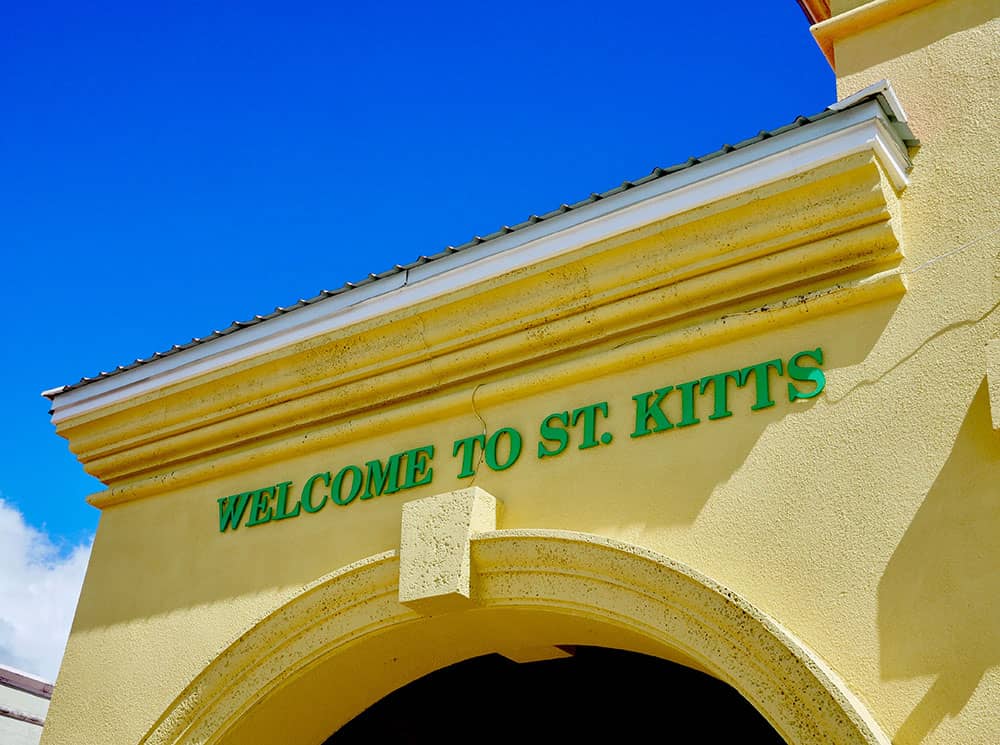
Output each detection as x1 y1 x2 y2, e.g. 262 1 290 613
538 411 570 458
363 453 403 499
787 348 826 401
738 359 784 411
630 387 674 438
301 472 330 513
272 481 300 521
571 401 610 449
402 445 435 489
698 371 741 420
245 487 274 527
453 434 486 478
485 428 522 471
332 465 363 506
676 380 700 428
217 491 251 533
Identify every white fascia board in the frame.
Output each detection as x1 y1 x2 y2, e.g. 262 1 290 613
47 101 910 424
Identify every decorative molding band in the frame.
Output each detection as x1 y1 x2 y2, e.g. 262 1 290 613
77 174 897 480
87 267 906 508
70 147 903 492
50 102 908 428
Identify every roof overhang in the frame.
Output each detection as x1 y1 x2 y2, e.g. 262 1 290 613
44 86 913 430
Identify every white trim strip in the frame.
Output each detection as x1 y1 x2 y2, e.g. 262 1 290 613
0 704 45 727
48 101 910 424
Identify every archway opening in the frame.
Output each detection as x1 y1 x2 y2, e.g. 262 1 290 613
325 645 784 742
150 536 887 745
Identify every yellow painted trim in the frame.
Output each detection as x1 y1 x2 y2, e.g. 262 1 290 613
139 532 890 745
64 152 903 504
87 266 905 509
811 0 939 67
73 155 893 462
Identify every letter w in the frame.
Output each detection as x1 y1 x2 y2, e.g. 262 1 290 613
218 492 252 533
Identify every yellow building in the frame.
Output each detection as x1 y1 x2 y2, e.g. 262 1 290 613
40 1 999 743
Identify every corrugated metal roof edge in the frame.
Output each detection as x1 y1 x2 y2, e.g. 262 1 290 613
43 84 915 399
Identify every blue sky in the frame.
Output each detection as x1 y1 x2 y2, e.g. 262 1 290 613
0 2 833 678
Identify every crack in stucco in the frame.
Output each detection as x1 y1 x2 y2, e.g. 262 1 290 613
469 383 487 483
828 299 1000 405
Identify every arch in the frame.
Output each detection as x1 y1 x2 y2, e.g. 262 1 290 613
141 531 889 745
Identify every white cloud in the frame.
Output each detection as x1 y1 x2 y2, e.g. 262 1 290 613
0 498 92 682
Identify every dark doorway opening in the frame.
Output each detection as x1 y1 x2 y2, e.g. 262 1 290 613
326 645 784 743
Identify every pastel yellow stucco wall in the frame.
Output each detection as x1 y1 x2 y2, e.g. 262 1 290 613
40 2 998 744
828 2 1000 742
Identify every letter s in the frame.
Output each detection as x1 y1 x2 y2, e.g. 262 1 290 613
787 348 826 402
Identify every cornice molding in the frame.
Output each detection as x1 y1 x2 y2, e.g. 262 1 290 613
49 103 911 503
49 102 908 428
88 266 904 508
76 154 906 501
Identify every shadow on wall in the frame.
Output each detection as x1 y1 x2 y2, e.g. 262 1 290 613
523 297 903 533
878 379 1000 743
